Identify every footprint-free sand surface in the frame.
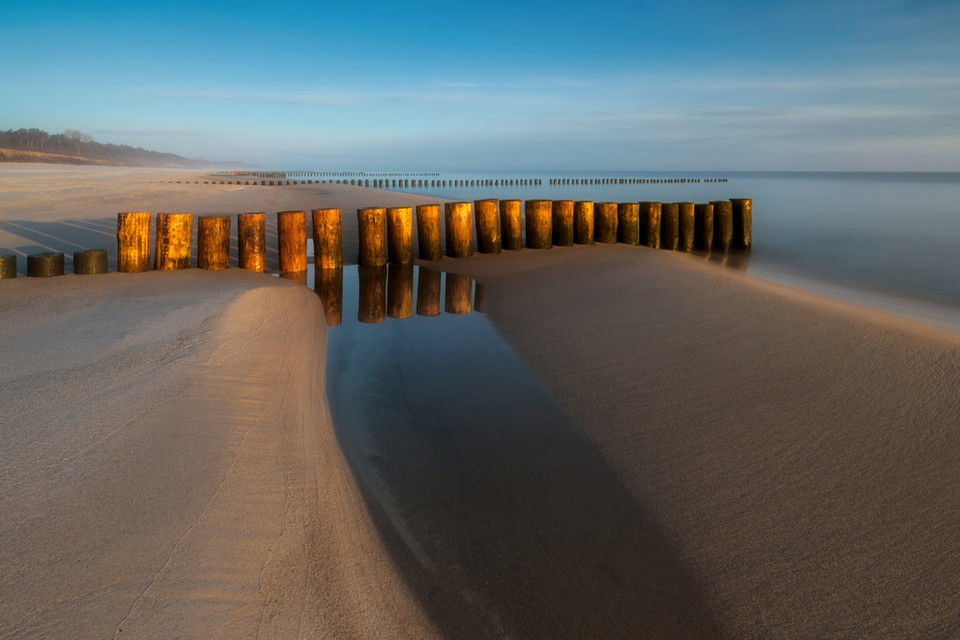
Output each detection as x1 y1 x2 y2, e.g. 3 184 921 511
2 165 959 639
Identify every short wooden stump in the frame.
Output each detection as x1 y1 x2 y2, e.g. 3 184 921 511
28 252 65 277
73 249 109 275
0 254 17 279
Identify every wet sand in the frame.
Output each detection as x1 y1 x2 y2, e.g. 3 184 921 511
2 165 960 638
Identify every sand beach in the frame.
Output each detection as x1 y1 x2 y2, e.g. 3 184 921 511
2 165 959 639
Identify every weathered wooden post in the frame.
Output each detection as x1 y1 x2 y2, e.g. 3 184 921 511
694 203 715 252
552 200 574 246
314 266 343 327
312 208 343 269
0 254 16 279
357 207 387 267
617 202 640 246
73 249 108 275
358 265 387 323
574 201 595 244
678 202 695 252
416 267 442 316
277 210 308 275
661 203 680 251
416 204 442 261
238 212 266 272
117 211 151 273
445 202 474 258
640 202 661 249
387 264 414 319
444 272 473 314
197 215 231 270
525 200 553 249
731 198 753 249
712 200 734 252
474 199 502 254
155 213 194 270
27 252 64 277
500 200 523 250
595 202 618 244
387 206 414 265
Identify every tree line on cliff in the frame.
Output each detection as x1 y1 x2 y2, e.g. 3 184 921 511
0 128 216 166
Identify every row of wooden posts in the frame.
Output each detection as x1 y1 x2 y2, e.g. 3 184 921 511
221 171 441 179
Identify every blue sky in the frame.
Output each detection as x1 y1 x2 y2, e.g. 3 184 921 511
2 0 958 170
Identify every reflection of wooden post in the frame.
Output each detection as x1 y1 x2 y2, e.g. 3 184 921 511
574 201 595 244
387 207 414 264
444 272 473 314
678 203 695 252
117 211 151 273
730 198 752 249
387 264 414 319
0 254 17 279
445 202 474 258
552 200 574 246
155 213 194 270
500 200 523 250
198 215 231 269
661 203 679 251
525 200 552 249
73 249 108 275
694 203 715 252
238 213 266 272
474 282 485 313
27 252 64 277
314 266 343 327
416 267 442 316
416 204 442 261
277 210 307 274
712 200 734 252
474 199 501 254
358 207 387 266
358 265 387 323
312 208 343 269
595 202 618 243
640 202 661 249
617 202 639 245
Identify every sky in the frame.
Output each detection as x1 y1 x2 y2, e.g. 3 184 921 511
2 0 958 171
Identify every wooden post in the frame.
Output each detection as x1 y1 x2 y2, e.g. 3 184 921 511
474 199 502 254
444 272 473 314
694 203 715 252
445 202 474 258
0 254 16 279
712 200 734 252
552 200 574 246
357 207 387 267
27 252 64 277
525 200 553 249
312 208 343 269
594 202 618 244
73 249 108 275
277 210 308 274
117 211 151 273
238 212 266 272
731 198 753 249
155 213 194 270
415 204 442 261
358 265 387 323
678 202 695 252
574 201 595 244
617 202 639 246
661 203 679 251
387 264 414 319
387 207 414 265
640 202 661 249
198 215 231 270
314 266 343 327
500 200 523 250
416 267 442 317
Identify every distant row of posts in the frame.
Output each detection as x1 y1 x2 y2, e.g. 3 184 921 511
173 176 728 188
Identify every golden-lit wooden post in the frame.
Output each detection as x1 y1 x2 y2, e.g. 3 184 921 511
387 264 414 319
574 201 595 244
474 199 502 254
552 200 574 246
312 208 343 269
594 202 618 244
314 266 343 327
731 198 753 249
155 213 194 270
712 200 734 252
0 254 17 279
238 212 266 272
387 206 414 264
640 202 661 249
661 203 679 251
357 207 387 267
525 200 552 249
416 204 442 261
358 265 387 323
277 210 308 274
416 267 442 316
445 202 474 258
197 215 231 270
500 199 523 250
117 211 151 273
617 202 639 246
444 272 473 314
678 202 695 252
694 203 715 252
